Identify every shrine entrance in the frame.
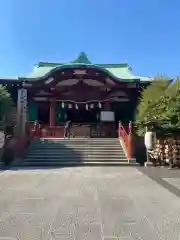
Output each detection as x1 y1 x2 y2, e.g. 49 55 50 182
54 102 103 125
37 102 50 125
66 108 100 123
26 63 134 138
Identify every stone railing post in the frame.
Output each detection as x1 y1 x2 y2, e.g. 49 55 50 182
118 121 121 137
127 121 133 161
17 88 27 136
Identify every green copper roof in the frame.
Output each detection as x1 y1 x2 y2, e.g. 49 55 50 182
1 52 152 83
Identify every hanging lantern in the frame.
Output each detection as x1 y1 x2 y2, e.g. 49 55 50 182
68 103 72 109
98 102 102 108
90 104 94 109
61 102 65 108
86 104 89 110
75 104 78 110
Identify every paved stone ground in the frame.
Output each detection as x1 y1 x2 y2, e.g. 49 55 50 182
0 167 180 239
139 166 180 198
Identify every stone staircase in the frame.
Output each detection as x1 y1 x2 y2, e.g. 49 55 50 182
15 138 136 167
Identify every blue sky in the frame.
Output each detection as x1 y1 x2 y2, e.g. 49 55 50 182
0 0 179 78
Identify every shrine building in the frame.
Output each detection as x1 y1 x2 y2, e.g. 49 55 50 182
0 52 151 138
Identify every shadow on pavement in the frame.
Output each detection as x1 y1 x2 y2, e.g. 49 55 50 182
137 166 180 198
2 139 86 171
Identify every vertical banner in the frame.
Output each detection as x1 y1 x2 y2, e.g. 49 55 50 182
21 89 27 135
17 89 22 134
17 88 27 135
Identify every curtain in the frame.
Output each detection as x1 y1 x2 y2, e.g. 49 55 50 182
28 102 38 121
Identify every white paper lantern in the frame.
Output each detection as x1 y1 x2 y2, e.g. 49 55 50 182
61 102 65 108
68 103 72 109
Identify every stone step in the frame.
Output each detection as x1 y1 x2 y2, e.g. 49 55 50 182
30 146 122 150
34 142 121 145
18 137 132 168
31 141 121 144
25 152 126 157
29 147 123 150
29 146 123 149
31 140 120 143
24 154 126 161
27 155 125 159
28 149 124 153
35 138 119 141
37 142 121 145
36 142 120 145
32 138 120 141
18 161 133 167
26 154 125 158
26 156 126 160
24 157 127 162
27 148 124 152
34 139 120 142
31 142 121 146
24 159 127 164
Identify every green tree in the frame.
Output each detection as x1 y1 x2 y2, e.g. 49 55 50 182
159 79 180 130
135 76 171 135
0 85 12 122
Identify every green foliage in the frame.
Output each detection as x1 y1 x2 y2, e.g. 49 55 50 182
161 80 180 129
0 85 12 121
135 76 171 135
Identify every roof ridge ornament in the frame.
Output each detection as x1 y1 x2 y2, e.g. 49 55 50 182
73 52 91 64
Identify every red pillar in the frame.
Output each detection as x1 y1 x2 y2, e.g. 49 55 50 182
105 101 110 111
50 101 55 127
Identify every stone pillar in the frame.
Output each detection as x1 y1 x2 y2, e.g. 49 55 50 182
17 88 27 136
127 121 133 161
118 121 121 138
17 90 21 133
50 101 55 127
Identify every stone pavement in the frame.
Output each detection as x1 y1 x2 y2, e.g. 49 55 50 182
0 167 180 239
139 166 180 198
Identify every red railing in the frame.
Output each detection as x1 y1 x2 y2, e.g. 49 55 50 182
118 121 133 161
27 121 41 139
